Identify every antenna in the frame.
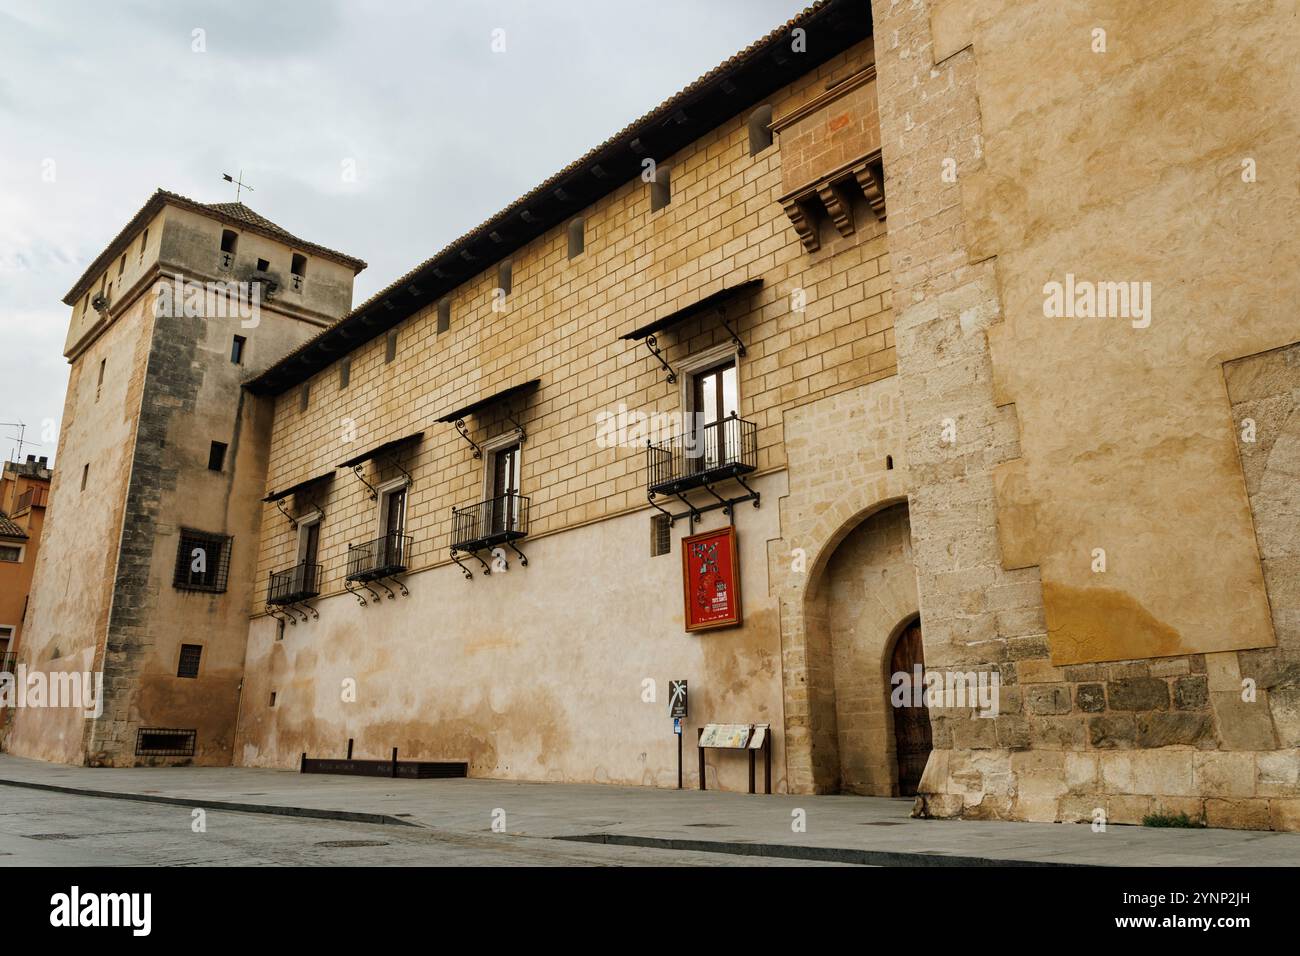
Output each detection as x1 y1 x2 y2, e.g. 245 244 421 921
0 421 42 463
221 170 255 202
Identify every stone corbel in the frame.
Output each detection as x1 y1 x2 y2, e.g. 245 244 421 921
853 161 887 221
817 181 855 238
779 151 887 253
781 195 821 252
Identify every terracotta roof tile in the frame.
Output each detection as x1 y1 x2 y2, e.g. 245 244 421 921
0 515 28 539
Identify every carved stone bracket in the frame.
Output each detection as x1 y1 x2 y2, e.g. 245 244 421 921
817 180 855 239
781 196 821 252
779 151 886 254
852 160 887 221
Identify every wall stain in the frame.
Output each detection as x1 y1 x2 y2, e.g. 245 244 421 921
1045 581 1183 664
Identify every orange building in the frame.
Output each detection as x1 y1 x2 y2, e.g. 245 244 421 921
0 455 52 666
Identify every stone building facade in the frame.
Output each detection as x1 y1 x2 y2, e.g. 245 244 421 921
3 193 365 765
8 0 1298 829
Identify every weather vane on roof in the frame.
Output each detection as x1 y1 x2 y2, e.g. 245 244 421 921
221 170 255 202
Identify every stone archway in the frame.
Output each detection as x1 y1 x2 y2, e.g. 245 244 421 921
799 500 921 795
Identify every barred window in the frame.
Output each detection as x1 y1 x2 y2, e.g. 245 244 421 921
651 514 672 557
177 644 202 679
173 529 232 592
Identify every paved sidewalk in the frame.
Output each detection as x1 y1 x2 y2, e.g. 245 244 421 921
1 754 1297 866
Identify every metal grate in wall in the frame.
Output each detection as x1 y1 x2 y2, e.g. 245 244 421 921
135 728 196 757
651 514 672 557
177 644 202 679
173 529 232 592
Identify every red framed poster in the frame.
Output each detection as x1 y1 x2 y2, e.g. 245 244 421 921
681 525 742 632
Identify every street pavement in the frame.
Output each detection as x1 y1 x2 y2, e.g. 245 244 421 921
0 786 844 867
1 754 1297 866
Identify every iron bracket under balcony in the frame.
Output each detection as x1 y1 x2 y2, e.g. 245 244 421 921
344 532 412 606
646 413 760 526
449 493 530 579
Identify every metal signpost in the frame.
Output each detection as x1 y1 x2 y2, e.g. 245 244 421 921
670 679 688 789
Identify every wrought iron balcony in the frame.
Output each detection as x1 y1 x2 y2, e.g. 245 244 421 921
346 531 412 583
452 493 530 551
450 493 530 577
647 413 758 498
266 562 321 605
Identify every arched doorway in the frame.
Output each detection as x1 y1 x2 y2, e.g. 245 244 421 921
808 500 922 795
889 619 931 796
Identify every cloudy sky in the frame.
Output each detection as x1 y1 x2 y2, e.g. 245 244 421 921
0 0 803 464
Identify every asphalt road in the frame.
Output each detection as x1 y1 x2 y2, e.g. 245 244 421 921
0 786 841 866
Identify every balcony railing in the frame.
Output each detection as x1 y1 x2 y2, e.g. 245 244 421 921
451 493 530 552
266 562 322 605
346 531 412 582
647 413 758 498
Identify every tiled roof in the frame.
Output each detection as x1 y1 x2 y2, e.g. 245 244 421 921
246 0 871 395
63 190 368 305
0 514 28 539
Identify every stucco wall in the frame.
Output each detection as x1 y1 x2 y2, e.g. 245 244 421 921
235 473 788 792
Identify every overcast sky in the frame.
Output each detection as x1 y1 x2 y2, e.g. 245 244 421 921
0 0 803 465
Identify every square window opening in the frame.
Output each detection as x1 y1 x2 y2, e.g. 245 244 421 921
173 529 232 592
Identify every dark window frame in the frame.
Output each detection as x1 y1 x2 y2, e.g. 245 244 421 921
173 529 233 593
177 644 203 679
